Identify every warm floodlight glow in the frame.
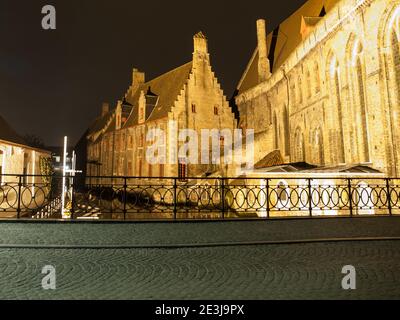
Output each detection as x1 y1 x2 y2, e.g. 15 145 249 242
351 39 361 66
61 136 68 219
330 56 338 78
388 7 400 42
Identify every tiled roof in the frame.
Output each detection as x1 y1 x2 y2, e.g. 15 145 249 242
124 62 193 127
88 109 115 136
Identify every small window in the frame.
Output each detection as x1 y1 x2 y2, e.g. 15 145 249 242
220 136 225 147
178 159 187 181
214 106 219 115
192 104 196 113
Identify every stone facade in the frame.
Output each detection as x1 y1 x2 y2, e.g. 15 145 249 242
236 0 400 176
86 33 237 180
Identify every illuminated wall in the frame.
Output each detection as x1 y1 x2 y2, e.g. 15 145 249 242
236 0 400 176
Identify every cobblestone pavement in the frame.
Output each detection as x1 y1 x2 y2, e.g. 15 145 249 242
0 217 399 246
0 241 400 299
0 218 399 299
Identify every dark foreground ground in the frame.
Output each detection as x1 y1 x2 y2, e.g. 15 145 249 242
0 217 399 299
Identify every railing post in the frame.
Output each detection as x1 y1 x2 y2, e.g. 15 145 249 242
17 175 22 219
348 178 353 217
266 179 270 219
173 178 177 221
308 178 313 217
386 178 392 216
221 178 225 219
123 177 127 221
71 180 75 220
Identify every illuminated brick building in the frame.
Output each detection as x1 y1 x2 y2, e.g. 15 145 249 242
235 0 400 176
86 32 236 179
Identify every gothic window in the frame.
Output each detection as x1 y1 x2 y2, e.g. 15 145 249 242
329 55 345 163
354 42 370 163
283 107 290 156
290 81 296 109
273 112 278 150
314 62 321 93
383 7 400 175
294 127 305 162
298 76 303 104
314 127 325 165
306 69 312 99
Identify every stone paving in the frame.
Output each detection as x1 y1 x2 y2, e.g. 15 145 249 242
0 217 399 299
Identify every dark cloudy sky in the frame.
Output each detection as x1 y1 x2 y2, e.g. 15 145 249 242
0 0 307 146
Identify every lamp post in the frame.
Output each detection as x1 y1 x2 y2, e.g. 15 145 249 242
61 136 82 219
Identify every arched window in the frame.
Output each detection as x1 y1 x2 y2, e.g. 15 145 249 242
314 62 321 93
273 112 278 150
313 127 325 165
290 78 296 109
351 40 370 163
306 68 312 99
298 76 303 104
328 55 345 164
383 7 400 175
283 107 290 156
294 127 305 162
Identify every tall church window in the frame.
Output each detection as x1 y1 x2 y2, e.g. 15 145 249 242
294 127 305 162
283 107 290 156
314 62 321 93
298 76 303 104
314 127 325 165
329 55 345 163
306 69 312 99
353 40 370 163
383 7 400 175
273 112 278 150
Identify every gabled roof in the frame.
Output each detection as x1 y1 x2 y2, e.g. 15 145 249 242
124 62 193 127
87 109 115 136
237 0 340 94
0 115 27 146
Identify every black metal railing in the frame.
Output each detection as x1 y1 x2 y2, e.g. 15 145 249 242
0 174 399 220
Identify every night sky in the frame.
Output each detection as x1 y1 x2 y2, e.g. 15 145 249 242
0 0 307 147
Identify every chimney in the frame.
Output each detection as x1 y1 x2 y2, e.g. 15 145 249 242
193 31 209 57
101 102 110 116
132 68 145 87
256 19 271 82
